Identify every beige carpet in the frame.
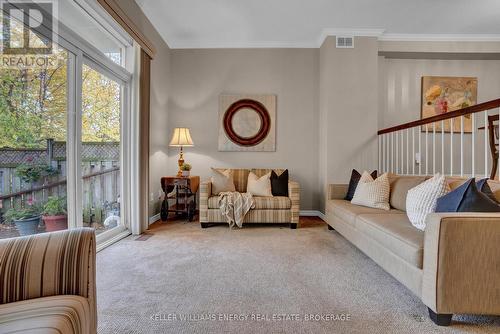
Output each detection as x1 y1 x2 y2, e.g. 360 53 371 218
97 218 499 334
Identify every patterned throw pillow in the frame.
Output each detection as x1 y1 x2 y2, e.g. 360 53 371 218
406 173 450 231
345 169 378 201
436 178 500 212
247 172 273 197
351 172 390 210
211 168 236 195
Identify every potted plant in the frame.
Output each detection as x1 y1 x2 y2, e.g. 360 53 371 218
180 163 192 177
3 203 42 236
15 163 58 186
42 196 67 232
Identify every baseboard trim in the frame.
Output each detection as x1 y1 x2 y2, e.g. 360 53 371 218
149 213 160 225
148 210 325 224
300 210 326 221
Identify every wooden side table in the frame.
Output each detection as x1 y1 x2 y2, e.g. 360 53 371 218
160 176 200 222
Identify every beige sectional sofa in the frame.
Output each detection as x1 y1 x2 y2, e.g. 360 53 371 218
326 174 500 326
0 228 96 333
200 168 300 228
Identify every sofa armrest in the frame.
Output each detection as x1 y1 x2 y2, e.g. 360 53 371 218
288 180 300 225
199 181 212 223
422 213 500 315
327 184 348 201
0 228 96 331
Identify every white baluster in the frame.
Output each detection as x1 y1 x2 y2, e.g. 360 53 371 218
381 134 385 173
450 118 454 176
425 125 429 175
412 127 415 175
441 120 445 174
471 114 475 177
406 128 409 175
460 116 464 177
418 126 422 175
433 122 436 174
396 131 399 174
391 132 394 173
400 131 404 174
387 133 390 174
378 135 381 172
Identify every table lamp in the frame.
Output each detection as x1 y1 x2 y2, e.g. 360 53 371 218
169 128 194 176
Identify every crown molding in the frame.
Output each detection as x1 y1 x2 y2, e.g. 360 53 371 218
167 31 500 49
169 40 319 49
379 34 500 42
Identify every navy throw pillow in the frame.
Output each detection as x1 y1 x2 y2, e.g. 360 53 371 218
476 178 499 204
345 169 377 201
270 169 288 196
436 178 500 213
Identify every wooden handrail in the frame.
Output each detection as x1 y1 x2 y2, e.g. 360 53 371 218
0 167 120 201
377 98 500 135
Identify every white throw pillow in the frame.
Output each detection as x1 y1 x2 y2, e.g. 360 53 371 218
351 172 390 210
406 173 450 231
247 172 273 197
211 168 236 195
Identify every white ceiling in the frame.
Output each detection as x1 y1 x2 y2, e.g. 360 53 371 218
135 0 500 48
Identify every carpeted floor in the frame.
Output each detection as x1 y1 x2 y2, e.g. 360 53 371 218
97 217 500 334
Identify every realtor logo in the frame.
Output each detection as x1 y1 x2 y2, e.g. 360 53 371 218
2 0 54 54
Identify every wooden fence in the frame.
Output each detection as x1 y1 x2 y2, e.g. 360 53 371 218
0 140 120 226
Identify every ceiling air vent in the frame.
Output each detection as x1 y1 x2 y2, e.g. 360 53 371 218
336 36 354 48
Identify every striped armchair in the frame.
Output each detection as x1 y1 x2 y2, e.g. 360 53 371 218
0 228 96 334
200 168 300 228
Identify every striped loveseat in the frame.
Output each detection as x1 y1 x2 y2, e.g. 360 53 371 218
0 228 96 334
200 168 300 228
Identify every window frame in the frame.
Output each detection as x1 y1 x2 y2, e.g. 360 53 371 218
1 0 137 246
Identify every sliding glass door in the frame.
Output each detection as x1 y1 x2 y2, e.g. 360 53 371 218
0 43 70 238
1 0 135 245
81 63 123 235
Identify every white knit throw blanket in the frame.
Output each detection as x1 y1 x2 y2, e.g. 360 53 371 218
218 192 255 228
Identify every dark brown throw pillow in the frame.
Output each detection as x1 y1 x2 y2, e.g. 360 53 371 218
270 170 289 196
345 169 378 201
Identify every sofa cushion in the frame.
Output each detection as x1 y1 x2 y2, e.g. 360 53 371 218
0 295 92 334
213 168 287 192
270 169 289 196
477 178 500 203
247 172 273 197
436 178 500 213
406 173 450 231
208 196 291 209
211 168 236 195
389 175 427 211
345 169 378 201
486 179 500 202
351 172 390 210
356 214 424 268
326 200 403 227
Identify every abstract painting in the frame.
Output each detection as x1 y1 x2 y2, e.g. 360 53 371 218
421 76 477 132
218 94 276 151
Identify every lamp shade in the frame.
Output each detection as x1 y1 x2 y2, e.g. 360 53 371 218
169 128 194 147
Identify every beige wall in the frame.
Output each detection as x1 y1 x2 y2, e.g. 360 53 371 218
379 58 500 128
168 49 320 210
318 37 380 211
117 0 171 218
104 3 500 217
379 57 500 176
